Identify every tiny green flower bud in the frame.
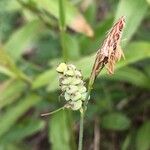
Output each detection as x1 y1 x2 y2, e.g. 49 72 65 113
56 63 68 73
81 92 87 101
78 86 86 93
62 77 72 85
61 85 67 91
65 70 74 76
68 64 76 70
66 85 78 94
71 92 82 101
65 100 82 110
64 92 71 101
71 100 82 110
71 77 83 85
59 74 64 79
75 70 82 77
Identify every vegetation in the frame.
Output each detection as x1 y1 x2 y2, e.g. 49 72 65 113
0 0 150 150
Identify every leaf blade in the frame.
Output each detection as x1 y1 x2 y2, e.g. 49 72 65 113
115 0 148 44
0 94 41 138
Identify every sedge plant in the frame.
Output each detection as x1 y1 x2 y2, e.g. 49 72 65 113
42 16 126 150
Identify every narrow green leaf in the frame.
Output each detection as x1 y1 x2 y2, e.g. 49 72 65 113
0 80 26 109
144 63 150 77
0 94 41 138
101 112 131 130
121 134 131 150
5 0 21 12
103 66 150 89
0 119 45 143
115 0 148 44
64 34 80 60
0 48 17 77
0 143 28 150
136 121 150 150
0 48 31 83
32 69 57 89
49 110 72 150
0 66 15 77
5 20 43 61
59 0 66 30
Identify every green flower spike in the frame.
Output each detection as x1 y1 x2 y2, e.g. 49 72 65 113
56 63 88 111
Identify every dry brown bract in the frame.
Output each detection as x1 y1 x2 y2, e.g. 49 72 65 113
90 16 125 82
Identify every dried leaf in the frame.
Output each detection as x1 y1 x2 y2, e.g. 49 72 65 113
70 14 94 37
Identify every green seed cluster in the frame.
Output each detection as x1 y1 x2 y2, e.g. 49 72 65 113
56 63 87 110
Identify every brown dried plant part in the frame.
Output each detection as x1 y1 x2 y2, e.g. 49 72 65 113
70 14 94 37
90 16 125 82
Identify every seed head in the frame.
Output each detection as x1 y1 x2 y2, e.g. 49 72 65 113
56 63 87 110
91 16 125 81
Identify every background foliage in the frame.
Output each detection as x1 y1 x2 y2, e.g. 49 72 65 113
0 0 150 150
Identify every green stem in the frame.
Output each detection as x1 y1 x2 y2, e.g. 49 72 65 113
78 65 103 150
60 30 67 61
59 0 67 61
78 81 93 150
78 111 84 150
41 106 65 116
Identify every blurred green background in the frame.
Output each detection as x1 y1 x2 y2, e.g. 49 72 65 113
0 0 150 150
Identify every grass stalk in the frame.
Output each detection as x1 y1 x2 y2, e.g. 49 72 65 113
59 0 68 61
78 67 103 150
78 111 84 150
78 78 94 150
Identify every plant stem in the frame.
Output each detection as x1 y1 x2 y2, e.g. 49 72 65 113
78 65 104 150
78 81 93 150
60 30 67 61
59 0 68 61
41 106 65 116
78 111 84 150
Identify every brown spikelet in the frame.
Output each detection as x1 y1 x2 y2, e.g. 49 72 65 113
90 16 126 82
